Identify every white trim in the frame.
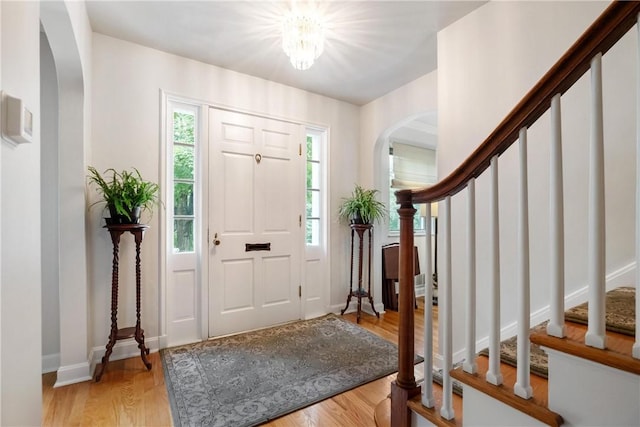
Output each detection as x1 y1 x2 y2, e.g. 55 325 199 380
54 360 92 388
90 336 161 368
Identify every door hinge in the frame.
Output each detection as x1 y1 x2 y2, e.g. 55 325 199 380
207 229 210 244
299 143 302 156
299 214 302 227
299 285 302 298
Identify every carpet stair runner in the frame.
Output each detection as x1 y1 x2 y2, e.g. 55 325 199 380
482 286 636 379
376 287 637 427
449 286 637 427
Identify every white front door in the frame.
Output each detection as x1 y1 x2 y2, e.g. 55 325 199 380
208 108 303 337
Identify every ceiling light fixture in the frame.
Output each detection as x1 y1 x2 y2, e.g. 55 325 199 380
282 12 325 71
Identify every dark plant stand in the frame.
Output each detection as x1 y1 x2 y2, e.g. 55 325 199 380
341 223 380 323
95 224 152 381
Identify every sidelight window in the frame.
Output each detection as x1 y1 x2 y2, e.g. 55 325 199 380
170 104 198 253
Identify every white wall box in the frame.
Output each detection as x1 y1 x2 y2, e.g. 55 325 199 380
2 92 33 145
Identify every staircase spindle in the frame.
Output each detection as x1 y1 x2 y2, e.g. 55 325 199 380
634 12 640 360
440 196 454 420
514 127 533 399
486 156 503 386
463 179 478 374
422 202 435 407
548 94 566 338
585 53 607 350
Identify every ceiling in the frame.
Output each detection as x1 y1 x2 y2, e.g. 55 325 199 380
85 1 485 106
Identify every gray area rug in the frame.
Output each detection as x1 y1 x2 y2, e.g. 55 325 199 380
161 314 420 427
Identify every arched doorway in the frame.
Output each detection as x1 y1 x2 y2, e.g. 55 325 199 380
40 2 91 386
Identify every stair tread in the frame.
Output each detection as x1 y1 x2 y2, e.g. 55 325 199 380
531 321 640 375
407 380 463 427
450 356 563 427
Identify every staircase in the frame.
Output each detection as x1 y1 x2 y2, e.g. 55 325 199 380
385 2 640 426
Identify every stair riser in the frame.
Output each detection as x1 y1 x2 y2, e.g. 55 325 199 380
545 348 640 426
461 388 545 427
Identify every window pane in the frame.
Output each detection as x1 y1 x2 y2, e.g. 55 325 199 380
306 219 319 245
173 111 195 145
306 135 320 162
174 146 194 180
308 161 320 189
174 182 194 215
174 218 194 253
310 189 320 217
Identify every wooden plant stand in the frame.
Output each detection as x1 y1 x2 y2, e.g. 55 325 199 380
341 223 380 323
95 224 152 381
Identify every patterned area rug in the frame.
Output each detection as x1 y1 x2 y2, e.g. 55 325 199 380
161 314 421 427
565 286 636 336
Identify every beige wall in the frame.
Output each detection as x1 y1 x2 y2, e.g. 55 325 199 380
1 1 42 424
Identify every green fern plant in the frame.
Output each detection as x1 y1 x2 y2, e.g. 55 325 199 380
88 166 160 223
337 184 386 225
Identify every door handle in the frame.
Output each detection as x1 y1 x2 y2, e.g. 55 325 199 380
213 233 221 246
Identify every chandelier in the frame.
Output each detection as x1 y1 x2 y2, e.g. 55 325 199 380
282 12 325 71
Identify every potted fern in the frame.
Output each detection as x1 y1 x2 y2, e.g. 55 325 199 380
337 184 386 225
87 166 160 224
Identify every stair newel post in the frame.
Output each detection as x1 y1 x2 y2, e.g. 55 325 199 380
440 196 455 420
515 127 533 399
391 190 420 427
634 11 640 360
464 178 478 374
548 93 566 338
586 52 607 350
486 155 504 386
422 202 435 408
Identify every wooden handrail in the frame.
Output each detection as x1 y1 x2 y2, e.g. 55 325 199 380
392 2 640 426
397 1 640 207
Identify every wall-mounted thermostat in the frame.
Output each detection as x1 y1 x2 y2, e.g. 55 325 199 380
2 92 33 145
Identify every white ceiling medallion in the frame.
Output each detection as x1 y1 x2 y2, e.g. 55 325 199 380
281 12 325 71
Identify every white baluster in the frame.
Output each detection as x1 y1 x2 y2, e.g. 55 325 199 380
635 12 640 360
422 202 435 407
464 179 478 374
486 156 503 386
548 94 566 338
585 53 607 349
515 128 533 399
440 196 454 420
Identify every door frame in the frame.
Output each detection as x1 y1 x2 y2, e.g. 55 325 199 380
161 92 330 345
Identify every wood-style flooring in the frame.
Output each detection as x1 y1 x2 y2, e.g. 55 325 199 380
42 298 436 427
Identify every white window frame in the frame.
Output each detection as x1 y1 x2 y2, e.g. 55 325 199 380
162 94 204 347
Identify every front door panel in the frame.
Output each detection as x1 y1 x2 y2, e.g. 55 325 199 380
209 108 302 337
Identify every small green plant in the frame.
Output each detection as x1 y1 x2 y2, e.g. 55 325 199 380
337 184 386 225
87 166 160 223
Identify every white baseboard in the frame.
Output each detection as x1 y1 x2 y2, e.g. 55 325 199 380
54 360 93 387
90 335 161 369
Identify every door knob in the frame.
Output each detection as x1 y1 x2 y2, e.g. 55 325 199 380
213 233 221 246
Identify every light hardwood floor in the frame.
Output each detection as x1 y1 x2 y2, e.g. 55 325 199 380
42 297 436 427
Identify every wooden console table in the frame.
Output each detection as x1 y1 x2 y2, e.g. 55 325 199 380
341 223 380 323
95 224 152 381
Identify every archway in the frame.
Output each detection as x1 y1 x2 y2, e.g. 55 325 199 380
40 1 91 386
371 112 437 310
